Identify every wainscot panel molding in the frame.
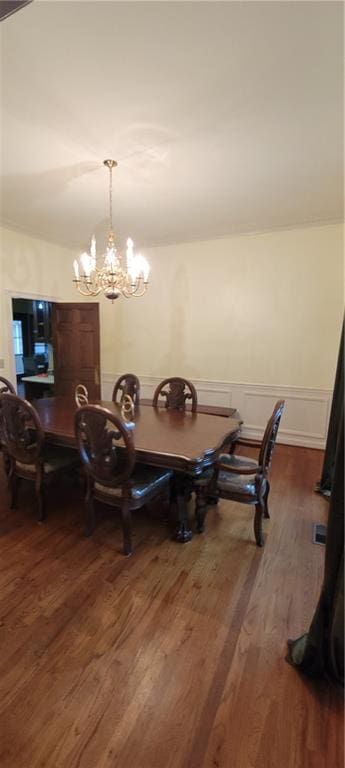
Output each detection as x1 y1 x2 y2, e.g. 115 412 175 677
102 375 331 449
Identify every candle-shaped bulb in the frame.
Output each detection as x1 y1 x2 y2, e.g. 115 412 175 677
73 259 79 280
81 251 92 278
90 235 96 260
141 256 150 283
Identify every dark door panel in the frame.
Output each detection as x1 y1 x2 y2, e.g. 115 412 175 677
52 303 101 399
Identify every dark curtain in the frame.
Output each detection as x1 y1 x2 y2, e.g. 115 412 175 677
286 405 344 686
316 321 344 496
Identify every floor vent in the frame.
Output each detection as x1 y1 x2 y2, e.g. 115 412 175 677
313 523 327 546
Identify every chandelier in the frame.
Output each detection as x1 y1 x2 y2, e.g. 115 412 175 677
73 159 150 302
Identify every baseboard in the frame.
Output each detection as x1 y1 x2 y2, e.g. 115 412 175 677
102 374 331 450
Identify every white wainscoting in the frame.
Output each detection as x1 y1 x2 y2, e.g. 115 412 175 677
102 374 331 450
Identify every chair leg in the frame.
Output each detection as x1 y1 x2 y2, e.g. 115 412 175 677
84 486 96 537
254 501 264 547
35 469 45 522
263 480 270 519
206 468 219 506
3 450 11 480
162 483 171 523
121 501 133 556
9 472 19 509
195 485 208 533
170 473 193 543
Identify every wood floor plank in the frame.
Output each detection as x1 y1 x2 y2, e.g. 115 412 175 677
0 446 343 768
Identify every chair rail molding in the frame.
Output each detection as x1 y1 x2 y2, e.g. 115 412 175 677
102 374 332 449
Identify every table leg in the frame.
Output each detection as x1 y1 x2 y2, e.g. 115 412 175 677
195 483 208 533
173 474 193 543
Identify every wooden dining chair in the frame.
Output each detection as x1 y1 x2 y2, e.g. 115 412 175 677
195 400 285 546
75 404 172 555
0 377 16 395
0 378 16 476
0 393 80 521
152 377 198 412
152 378 198 529
112 373 140 408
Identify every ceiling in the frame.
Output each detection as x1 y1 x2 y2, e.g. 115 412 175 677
0 1 33 23
1 1 343 251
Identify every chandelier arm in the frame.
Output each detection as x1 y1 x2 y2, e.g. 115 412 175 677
74 282 103 297
122 280 147 299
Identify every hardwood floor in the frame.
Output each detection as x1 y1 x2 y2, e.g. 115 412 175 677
0 446 343 767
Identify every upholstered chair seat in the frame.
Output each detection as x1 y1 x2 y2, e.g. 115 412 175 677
216 454 265 496
16 446 79 476
94 465 172 502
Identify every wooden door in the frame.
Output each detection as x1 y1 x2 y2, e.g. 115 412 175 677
52 303 101 398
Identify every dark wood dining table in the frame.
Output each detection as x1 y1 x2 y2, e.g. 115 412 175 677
139 398 237 418
34 397 241 541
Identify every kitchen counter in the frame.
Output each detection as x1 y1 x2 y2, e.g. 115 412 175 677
21 374 55 401
21 375 55 385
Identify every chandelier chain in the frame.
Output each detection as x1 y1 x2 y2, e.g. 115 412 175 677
108 162 113 235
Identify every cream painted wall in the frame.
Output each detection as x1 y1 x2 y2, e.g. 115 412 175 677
114 223 344 389
0 223 343 393
0 227 71 382
0 226 110 383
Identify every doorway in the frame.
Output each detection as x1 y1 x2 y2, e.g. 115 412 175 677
11 298 55 400
10 299 101 401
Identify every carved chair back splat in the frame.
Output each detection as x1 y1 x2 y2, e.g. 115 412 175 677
152 377 197 412
75 404 135 489
112 374 140 408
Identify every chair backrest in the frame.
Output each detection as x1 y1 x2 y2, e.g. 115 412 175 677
112 374 140 408
75 404 136 488
0 377 16 395
259 400 285 473
0 393 44 464
152 377 198 412
75 384 89 407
